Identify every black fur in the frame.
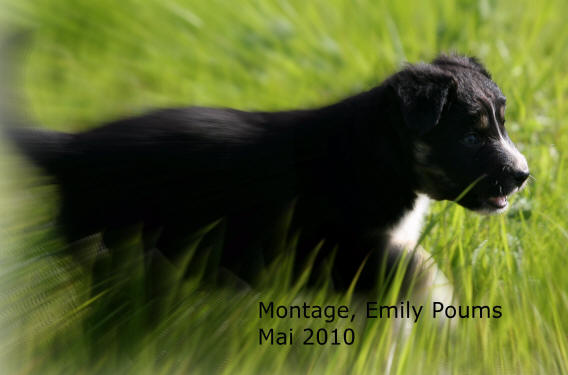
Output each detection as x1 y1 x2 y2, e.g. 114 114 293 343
6 54 529 290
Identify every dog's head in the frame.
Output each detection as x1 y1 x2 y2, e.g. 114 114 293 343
389 55 529 213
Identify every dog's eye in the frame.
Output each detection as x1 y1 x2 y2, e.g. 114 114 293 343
462 132 483 146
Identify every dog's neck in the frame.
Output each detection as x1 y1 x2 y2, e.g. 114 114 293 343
267 85 422 229
297 85 418 182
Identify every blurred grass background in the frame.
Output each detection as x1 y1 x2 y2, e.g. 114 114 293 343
1 0 567 373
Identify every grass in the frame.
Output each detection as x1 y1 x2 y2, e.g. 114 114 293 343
1 0 568 373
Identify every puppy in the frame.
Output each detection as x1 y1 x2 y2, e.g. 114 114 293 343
5 54 529 291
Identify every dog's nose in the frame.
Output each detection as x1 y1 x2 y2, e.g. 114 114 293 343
513 169 530 184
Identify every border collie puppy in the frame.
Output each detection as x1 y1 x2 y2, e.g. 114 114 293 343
5 54 529 291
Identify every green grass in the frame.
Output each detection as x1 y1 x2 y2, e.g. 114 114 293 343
1 0 568 373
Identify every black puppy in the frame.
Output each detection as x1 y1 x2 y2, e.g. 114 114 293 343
6 55 529 290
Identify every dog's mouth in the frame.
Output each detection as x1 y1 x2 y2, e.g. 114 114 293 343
486 195 508 209
459 184 519 214
476 186 521 213
466 194 510 214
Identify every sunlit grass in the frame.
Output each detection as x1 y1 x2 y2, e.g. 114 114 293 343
1 0 568 373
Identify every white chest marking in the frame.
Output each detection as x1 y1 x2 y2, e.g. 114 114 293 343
388 194 430 250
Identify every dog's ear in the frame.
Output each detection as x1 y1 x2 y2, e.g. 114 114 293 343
389 65 456 136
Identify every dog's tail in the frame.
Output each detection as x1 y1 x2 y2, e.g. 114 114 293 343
1 31 74 176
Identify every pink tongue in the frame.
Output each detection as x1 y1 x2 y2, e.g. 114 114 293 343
489 196 507 207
